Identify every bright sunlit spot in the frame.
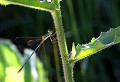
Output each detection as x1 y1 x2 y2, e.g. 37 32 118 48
5 67 24 82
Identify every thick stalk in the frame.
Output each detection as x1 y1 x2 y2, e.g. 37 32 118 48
51 10 74 82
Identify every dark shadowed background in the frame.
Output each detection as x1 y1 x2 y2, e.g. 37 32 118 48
0 0 120 82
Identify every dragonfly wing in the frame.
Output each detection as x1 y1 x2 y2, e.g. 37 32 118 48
15 37 41 46
27 39 41 46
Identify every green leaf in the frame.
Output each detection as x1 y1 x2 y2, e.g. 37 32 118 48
0 0 55 11
70 42 76 59
70 26 120 63
0 39 24 82
23 49 49 82
0 39 48 82
36 57 49 82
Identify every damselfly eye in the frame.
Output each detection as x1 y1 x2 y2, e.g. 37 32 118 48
48 30 53 35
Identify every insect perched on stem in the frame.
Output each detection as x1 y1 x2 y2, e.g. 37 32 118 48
16 30 56 73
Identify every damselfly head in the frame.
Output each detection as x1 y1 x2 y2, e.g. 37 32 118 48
48 30 53 35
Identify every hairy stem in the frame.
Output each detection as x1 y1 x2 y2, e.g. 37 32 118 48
51 9 74 82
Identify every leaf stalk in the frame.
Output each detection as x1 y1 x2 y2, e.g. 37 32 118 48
51 9 74 82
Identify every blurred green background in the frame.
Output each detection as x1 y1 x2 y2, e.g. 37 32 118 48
0 0 120 82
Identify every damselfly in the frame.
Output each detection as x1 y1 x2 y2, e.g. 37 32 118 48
16 30 56 73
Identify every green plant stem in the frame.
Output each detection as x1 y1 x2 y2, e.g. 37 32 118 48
53 43 62 82
66 0 80 43
51 9 74 82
